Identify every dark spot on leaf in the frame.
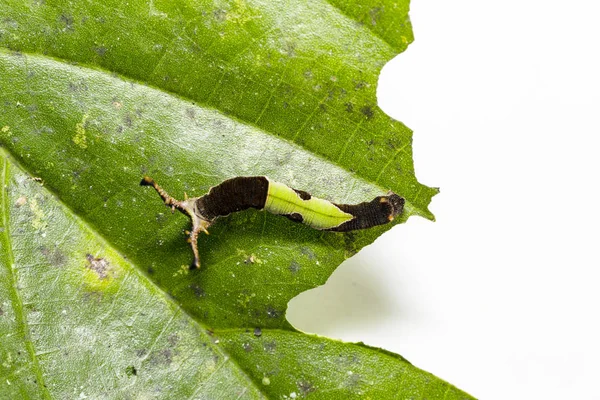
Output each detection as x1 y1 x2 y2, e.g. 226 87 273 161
125 365 137 377
190 284 205 298
360 105 375 119
284 42 296 57
263 341 276 353
370 7 383 25
40 246 67 267
82 291 104 303
135 349 147 358
94 46 107 57
288 260 301 274
86 254 109 279
266 306 281 319
242 343 252 352
160 349 172 364
345 102 354 113
354 80 368 90
347 372 363 387
244 254 256 264
300 246 316 260
253 327 262 337
155 212 168 226
386 138 398 150
213 8 227 21
2 17 18 29
14 196 27 208
0 307 4 316
68 80 88 92
149 349 172 366
59 14 74 30
343 232 359 256
298 380 316 394
185 108 196 119
123 113 133 128
168 334 179 347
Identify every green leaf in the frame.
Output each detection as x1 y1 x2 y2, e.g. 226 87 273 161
0 1 471 398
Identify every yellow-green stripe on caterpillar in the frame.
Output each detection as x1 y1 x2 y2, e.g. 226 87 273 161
141 176 404 269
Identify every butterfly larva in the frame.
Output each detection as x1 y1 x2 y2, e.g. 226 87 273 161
141 176 404 269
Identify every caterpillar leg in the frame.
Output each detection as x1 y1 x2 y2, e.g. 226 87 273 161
141 176 212 269
140 176 185 213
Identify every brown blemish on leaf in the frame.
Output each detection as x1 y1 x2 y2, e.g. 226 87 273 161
148 349 173 366
123 113 133 128
386 138 399 150
253 327 262 337
213 8 227 22
135 349 148 358
168 334 179 347
300 246 316 260
59 14 74 31
68 79 89 93
360 105 375 119
190 284 206 298
288 260 301 274
0 307 4 316
242 342 253 352
284 42 296 57
14 196 27 207
86 254 109 279
298 380 316 394
185 108 196 119
94 46 107 57
40 246 67 267
354 80 368 90
82 291 104 303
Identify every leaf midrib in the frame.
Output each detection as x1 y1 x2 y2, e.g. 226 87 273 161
1 155 52 399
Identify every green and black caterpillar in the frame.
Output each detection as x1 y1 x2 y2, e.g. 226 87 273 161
141 176 405 269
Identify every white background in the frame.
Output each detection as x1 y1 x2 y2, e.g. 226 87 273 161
287 1 600 398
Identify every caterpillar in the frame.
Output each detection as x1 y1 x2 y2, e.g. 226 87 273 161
141 176 405 269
